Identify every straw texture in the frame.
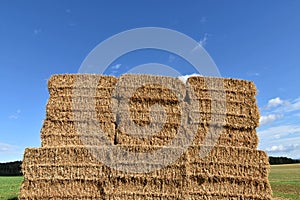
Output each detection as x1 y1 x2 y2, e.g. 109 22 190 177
19 74 272 200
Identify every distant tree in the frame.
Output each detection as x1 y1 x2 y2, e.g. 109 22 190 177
269 156 300 165
0 161 22 176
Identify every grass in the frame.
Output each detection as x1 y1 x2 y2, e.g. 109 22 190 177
269 163 300 199
0 164 299 199
0 176 23 200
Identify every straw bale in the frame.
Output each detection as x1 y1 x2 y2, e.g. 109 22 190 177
117 74 184 88
22 147 101 166
103 176 188 195
19 179 106 198
46 96 117 111
115 123 180 147
187 76 257 94
40 120 116 147
115 74 186 100
188 112 259 129
117 98 183 127
179 194 270 200
46 110 116 122
49 87 117 98
55 193 182 200
23 162 187 181
40 120 115 137
188 162 269 180
187 146 269 166
22 146 267 167
187 176 272 198
20 74 272 200
48 74 118 100
48 74 118 89
20 178 186 199
187 87 257 101
115 124 258 148
189 125 258 148
190 99 259 118
22 146 189 166
106 192 270 200
105 192 182 200
118 98 181 113
118 111 181 126
19 193 270 200
116 86 182 102
41 134 115 147
186 88 257 103
22 160 268 181
19 177 271 199
109 143 188 155
19 194 182 200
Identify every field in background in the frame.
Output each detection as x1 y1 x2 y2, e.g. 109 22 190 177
269 164 300 199
0 176 23 199
0 164 299 199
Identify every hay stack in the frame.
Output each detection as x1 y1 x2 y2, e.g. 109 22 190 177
19 74 272 199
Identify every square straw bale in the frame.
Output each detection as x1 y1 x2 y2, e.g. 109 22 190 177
188 162 269 180
188 124 259 149
115 123 181 147
40 120 115 137
187 76 257 94
114 74 186 101
48 74 118 89
46 109 116 123
188 112 259 129
187 146 269 166
186 175 272 198
46 96 116 111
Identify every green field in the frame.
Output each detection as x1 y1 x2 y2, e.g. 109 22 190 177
0 176 23 199
0 164 299 199
269 164 300 199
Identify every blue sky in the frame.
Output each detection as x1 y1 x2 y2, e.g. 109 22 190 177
1 1 300 162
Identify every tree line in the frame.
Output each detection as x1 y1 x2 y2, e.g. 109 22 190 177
269 156 300 165
0 161 22 176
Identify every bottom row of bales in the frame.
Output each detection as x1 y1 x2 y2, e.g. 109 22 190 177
19 74 272 199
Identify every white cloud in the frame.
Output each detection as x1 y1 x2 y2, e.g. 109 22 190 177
258 125 300 137
266 97 285 109
198 33 208 47
111 64 122 70
285 97 300 112
266 144 299 153
260 138 300 159
0 142 19 153
259 114 282 125
9 109 21 120
258 125 300 147
273 134 281 139
266 145 285 152
0 142 22 162
178 73 202 83
265 97 300 113
258 124 300 159
192 33 209 52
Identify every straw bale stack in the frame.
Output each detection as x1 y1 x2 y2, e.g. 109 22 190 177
19 74 272 199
